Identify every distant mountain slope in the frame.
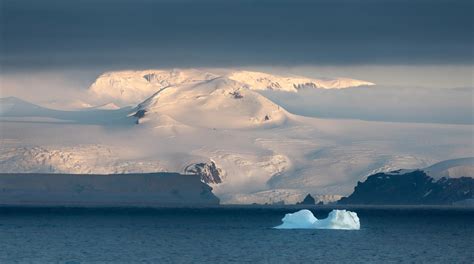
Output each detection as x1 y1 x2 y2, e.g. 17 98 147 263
89 69 219 106
88 68 374 106
0 97 49 116
227 70 374 92
0 96 132 125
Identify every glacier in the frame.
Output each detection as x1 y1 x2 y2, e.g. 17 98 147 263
1 68 473 205
274 209 360 230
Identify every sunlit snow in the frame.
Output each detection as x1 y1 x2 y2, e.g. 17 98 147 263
0 68 473 204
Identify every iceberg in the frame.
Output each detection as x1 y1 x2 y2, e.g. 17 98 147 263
274 209 360 230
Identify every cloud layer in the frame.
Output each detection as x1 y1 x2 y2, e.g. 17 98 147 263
261 86 474 125
1 0 473 71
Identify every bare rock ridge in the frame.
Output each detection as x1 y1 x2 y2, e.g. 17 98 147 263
184 161 223 184
0 172 219 206
339 170 473 205
297 194 316 205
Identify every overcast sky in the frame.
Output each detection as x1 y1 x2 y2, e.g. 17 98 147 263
0 0 472 123
1 0 473 72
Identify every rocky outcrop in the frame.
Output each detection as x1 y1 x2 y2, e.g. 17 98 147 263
297 194 316 205
339 170 473 205
184 161 223 184
293 82 317 90
229 90 243 99
132 109 147 124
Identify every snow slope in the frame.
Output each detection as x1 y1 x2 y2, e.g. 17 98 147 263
0 69 472 204
383 158 474 180
88 69 374 106
131 77 288 129
0 145 167 174
227 70 374 92
423 157 474 180
0 97 47 116
89 69 218 106
0 97 132 125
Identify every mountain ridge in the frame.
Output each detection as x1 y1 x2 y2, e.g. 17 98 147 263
0 70 472 205
88 68 375 107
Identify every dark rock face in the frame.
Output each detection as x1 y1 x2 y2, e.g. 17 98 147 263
132 109 147 124
229 91 243 99
297 194 316 205
339 170 474 205
293 82 317 90
143 73 159 83
184 161 223 184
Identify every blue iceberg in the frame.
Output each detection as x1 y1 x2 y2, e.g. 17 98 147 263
274 209 360 230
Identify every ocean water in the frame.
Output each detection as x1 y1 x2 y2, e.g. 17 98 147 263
0 207 472 263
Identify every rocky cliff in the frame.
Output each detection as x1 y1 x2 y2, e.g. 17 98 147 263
339 170 473 205
0 172 219 207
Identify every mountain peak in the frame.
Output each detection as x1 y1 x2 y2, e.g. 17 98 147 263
89 69 219 106
131 77 288 129
87 68 375 106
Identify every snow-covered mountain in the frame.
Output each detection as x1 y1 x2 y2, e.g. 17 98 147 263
89 69 219 106
0 69 472 205
0 96 48 116
88 69 375 106
227 70 374 92
0 96 132 125
131 77 288 129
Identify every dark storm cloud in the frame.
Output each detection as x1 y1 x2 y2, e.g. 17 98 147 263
1 0 473 71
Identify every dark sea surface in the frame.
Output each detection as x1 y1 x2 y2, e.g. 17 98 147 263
0 207 473 263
